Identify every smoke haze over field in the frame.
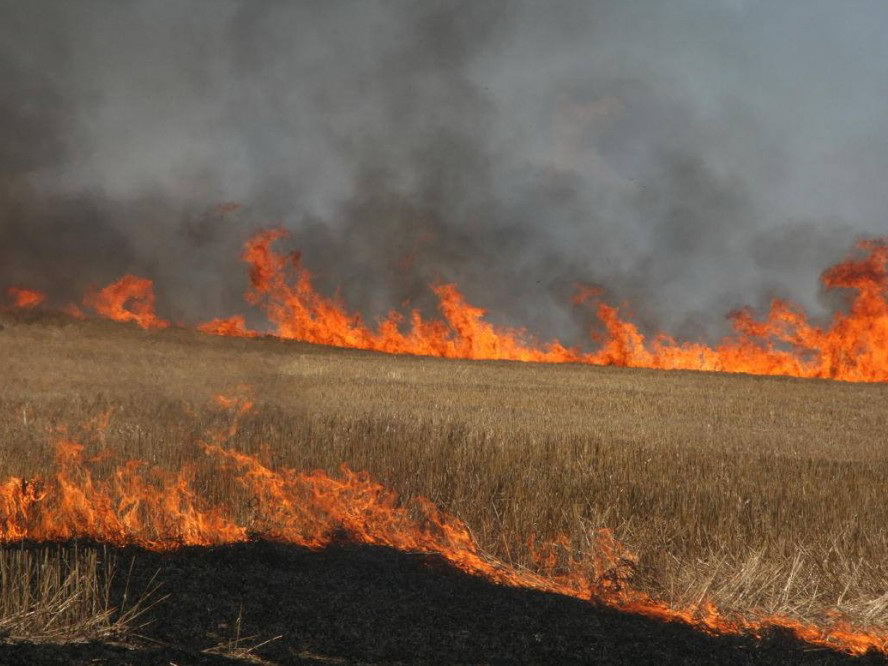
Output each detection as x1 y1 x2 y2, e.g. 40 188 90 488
2 0 886 342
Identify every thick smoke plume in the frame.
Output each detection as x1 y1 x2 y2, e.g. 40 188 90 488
1 1 884 341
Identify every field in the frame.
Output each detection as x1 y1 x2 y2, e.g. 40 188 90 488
1 309 887 662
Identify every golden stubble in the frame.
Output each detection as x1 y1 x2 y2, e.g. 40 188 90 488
1 310 887 627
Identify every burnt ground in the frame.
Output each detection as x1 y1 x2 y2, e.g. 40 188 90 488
0 541 885 665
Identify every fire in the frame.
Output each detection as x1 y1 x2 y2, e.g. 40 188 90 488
229 229 888 382
197 315 257 338
0 410 885 656
239 229 597 363
4 286 46 309
82 275 169 330
4 228 887 381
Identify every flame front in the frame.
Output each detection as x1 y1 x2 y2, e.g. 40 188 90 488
228 230 888 382
9 229 886 381
4 234 887 653
0 432 885 656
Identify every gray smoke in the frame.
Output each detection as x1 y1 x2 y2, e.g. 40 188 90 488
1 0 884 342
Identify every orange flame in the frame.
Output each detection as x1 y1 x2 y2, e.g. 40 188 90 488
5 229 888 381
214 230 888 382
5 286 46 309
237 229 588 362
82 275 169 330
197 315 258 337
0 429 885 656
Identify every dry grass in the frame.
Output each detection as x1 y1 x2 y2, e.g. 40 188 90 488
1 309 887 628
0 543 159 643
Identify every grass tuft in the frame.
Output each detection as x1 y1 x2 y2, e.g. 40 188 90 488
0 542 162 644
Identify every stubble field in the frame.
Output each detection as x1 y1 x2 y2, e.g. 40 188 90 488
1 309 887 661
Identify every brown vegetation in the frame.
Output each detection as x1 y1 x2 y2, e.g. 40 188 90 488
0 542 158 644
1 309 887 632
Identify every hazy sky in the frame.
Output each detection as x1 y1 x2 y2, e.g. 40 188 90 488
2 1 886 341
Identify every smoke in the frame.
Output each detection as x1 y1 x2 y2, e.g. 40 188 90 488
1 0 884 341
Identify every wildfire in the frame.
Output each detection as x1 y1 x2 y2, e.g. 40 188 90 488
5 228 888 381
0 405 884 656
3 234 886 655
227 230 888 382
4 286 46 310
82 275 169 330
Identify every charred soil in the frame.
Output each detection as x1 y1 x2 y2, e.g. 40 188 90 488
0 540 883 665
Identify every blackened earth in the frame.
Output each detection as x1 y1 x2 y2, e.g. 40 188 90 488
0 540 884 665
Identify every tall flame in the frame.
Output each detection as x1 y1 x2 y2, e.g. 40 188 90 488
0 415 885 657
232 230 888 382
5 229 887 381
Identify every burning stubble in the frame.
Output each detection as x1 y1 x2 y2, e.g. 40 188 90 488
3 1 888 659
6 228 887 382
1 314 888 654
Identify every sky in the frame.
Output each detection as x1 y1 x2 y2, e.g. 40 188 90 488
2 0 887 342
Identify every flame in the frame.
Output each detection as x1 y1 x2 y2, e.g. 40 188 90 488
82 275 169 330
4 286 46 309
4 228 887 381
197 315 258 337
0 421 885 656
221 230 888 382
238 229 589 362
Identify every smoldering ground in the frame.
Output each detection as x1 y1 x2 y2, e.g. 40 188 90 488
0 1 884 343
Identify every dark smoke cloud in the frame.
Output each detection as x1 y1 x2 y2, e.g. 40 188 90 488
1 0 885 341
